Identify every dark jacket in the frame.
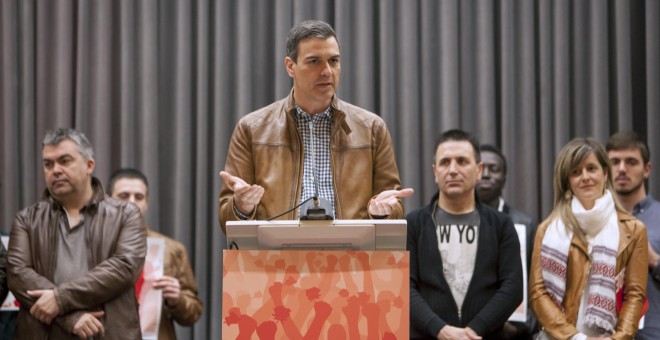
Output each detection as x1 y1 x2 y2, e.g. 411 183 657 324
7 178 146 339
407 195 523 339
219 89 403 232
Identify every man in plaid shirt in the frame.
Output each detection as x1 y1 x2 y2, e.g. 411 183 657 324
219 20 412 232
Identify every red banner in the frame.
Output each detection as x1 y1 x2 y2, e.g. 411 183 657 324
222 250 409 340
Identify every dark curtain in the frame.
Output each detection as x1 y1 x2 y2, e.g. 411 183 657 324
1 0 658 339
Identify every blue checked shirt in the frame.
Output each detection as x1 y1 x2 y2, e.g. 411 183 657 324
295 106 335 216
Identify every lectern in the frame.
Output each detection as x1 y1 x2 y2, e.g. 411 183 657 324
222 219 409 339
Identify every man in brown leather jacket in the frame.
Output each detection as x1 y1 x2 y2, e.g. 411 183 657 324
219 20 413 232
109 168 203 339
7 128 146 339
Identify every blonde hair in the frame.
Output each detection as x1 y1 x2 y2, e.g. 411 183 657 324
542 137 627 242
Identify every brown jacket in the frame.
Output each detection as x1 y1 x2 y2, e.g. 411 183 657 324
7 178 146 339
530 210 648 340
147 230 202 340
219 90 403 232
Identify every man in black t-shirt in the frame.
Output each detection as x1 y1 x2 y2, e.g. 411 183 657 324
406 129 523 340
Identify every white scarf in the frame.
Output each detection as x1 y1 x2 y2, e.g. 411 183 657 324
540 190 620 334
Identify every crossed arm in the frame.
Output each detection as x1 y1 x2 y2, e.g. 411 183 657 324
7 207 146 337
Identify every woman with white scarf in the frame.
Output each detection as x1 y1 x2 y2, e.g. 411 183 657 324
530 138 648 340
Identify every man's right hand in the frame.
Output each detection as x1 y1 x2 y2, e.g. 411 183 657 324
27 289 60 325
72 311 105 339
219 171 265 216
438 325 482 340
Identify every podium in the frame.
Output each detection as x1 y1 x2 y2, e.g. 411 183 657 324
222 220 409 340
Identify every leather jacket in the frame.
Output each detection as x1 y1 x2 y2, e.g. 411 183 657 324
219 90 403 232
530 210 648 340
147 229 202 340
7 178 146 339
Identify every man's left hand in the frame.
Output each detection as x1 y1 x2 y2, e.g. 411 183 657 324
153 275 181 307
368 188 414 216
27 289 60 325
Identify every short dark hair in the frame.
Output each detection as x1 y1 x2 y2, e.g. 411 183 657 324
606 131 650 164
286 20 338 62
479 144 507 175
108 168 149 195
435 129 481 163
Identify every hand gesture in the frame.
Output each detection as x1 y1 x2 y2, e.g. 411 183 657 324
220 171 265 216
368 188 414 216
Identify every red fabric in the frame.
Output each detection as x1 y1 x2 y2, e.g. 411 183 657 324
135 270 144 301
616 286 649 316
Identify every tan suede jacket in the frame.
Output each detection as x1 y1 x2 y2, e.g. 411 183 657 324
219 90 403 232
530 211 648 340
7 178 146 339
147 229 202 340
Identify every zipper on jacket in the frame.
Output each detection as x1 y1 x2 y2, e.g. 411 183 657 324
308 121 316 186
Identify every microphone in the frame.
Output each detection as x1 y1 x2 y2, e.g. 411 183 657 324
299 120 334 220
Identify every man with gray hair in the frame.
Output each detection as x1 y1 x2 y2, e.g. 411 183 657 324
219 20 412 232
7 128 146 339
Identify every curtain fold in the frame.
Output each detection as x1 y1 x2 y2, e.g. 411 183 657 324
1 1 658 339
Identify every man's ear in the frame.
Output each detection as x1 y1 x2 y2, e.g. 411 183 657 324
285 57 295 78
476 162 484 180
86 158 95 175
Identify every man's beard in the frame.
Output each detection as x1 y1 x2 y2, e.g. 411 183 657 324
616 180 644 196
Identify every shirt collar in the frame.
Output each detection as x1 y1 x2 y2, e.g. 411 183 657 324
295 105 333 121
497 197 505 212
43 177 105 212
634 195 654 214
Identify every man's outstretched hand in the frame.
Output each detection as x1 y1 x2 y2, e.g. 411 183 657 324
368 188 414 216
219 171 264 216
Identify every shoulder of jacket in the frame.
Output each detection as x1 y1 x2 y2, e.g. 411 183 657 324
478 203 508 225
238 98 289 128
405 204 434 227
102 196 132 210
338 101 386 127
15 201 49 221
621 216 646 235
616 210 643 228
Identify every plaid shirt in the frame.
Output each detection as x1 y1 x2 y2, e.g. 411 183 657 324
295 106 335 216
